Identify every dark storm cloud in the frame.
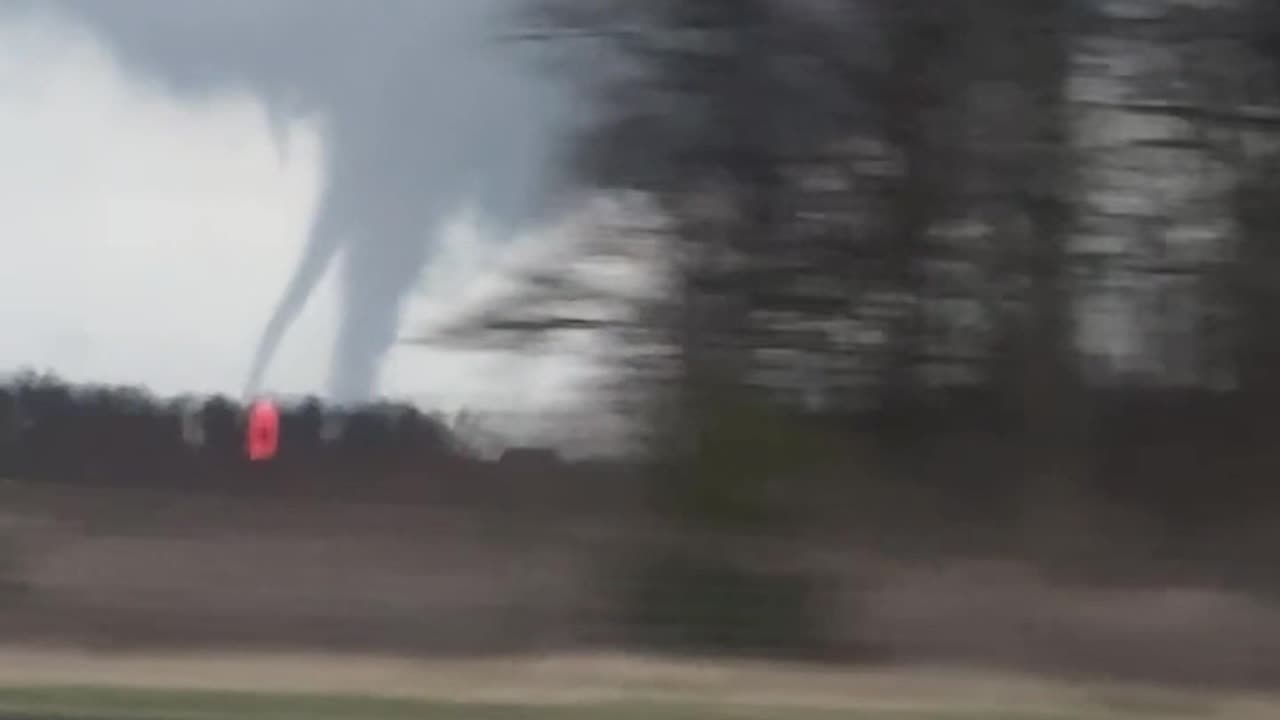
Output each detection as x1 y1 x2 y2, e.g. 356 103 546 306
3 0 578 404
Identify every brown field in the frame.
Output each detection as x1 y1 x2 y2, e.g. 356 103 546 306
1 481 1279 712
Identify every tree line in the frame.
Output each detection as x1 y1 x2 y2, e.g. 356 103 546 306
422 0 1280 584
0 371 636 511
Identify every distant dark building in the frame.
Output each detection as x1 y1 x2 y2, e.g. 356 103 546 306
497 446 561 471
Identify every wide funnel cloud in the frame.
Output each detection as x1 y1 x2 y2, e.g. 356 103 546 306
16 0 576 404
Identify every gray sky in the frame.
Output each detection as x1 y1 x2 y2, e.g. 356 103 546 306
0 0 607 414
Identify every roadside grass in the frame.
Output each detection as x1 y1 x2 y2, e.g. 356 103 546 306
0 682 1255 720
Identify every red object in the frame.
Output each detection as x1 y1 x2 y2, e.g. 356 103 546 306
246 399 280 461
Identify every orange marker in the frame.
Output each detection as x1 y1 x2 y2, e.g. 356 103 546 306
246 398 280 461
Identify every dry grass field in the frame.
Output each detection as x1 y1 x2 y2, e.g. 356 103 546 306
1 483 1279 718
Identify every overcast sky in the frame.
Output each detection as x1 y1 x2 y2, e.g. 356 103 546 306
0 2 606 417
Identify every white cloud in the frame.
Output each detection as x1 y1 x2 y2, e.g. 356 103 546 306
0 8 606 423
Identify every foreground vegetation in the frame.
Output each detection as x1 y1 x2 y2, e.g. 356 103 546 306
0 654 1276 720
0 682 1251 720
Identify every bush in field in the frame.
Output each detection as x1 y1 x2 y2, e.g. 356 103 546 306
625 543 827 658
